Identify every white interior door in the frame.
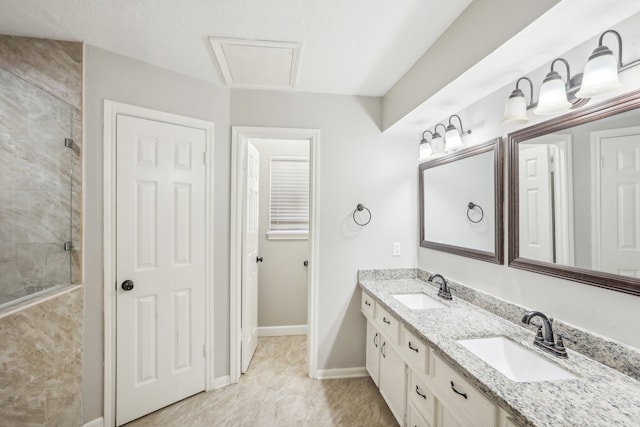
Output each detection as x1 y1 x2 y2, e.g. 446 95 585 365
241 141 260 373
519 144 553 262
116 115 206 425
598 129 640 277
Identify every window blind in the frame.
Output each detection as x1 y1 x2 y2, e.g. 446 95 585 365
269 156 309 233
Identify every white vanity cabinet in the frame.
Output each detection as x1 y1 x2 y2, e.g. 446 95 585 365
361 289 502 427
379 333 406 425
365 320 380 386
430 352 497 427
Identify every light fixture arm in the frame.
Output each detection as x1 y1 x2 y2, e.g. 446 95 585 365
598 29 640 73
599 30 623 69
420 129 434 143
433 123 447 137
515 76 537 109
448 114 471 137
551 58 571 85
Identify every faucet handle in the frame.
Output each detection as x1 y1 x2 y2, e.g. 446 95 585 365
556 333 576 351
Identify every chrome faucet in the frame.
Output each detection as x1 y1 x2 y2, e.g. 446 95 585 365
521 310 569 358
429 273 452 300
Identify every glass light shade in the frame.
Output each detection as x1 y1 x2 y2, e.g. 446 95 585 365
576 46 622 98
419 141 432 161
431 134 445 153
445 126 463 151
502 89 529 124
534 72 571 116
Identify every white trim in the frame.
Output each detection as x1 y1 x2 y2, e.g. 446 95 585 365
591 131 603 270
316 367 368 380
83 417 104 427
230 126 320 384
212 375 232 390
103 101 215 427
258 325 308 336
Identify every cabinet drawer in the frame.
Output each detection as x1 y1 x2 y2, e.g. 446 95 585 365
361 290 375 318
407 369 435 425
376 305 400 344
407 400 432 427
402 326 428 375
431 353 496 427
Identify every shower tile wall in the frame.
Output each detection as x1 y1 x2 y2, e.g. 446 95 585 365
0 36 83 304
0 36 83 426
0 286 83 425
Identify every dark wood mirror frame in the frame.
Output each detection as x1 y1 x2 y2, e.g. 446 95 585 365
508 89 640 296
420 138 504 264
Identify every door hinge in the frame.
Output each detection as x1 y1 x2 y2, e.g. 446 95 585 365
203 152 207 165
203 344 207 357
600 157 605 169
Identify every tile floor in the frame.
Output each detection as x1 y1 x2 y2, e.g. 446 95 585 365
125 335 397 426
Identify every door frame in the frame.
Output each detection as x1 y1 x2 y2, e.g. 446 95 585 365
230 126 320 383
103 100 216 427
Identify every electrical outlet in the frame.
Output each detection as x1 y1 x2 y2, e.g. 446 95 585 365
392 242 401 257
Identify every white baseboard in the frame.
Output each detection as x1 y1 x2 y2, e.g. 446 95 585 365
258 325 307 337
212 375 232 389
83 417 104 427
316 367 368 379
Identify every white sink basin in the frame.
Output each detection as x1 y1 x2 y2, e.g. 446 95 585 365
391 293 446 310
457 336 576 382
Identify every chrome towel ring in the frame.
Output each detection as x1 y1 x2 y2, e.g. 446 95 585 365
353 203 372 226
467 202 484 223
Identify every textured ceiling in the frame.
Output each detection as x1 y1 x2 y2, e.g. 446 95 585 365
0 0 472 96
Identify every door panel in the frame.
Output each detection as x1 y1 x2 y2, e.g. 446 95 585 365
116 115 206 425
519 144 553 262
600 131 640 277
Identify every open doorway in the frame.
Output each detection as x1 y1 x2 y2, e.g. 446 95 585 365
230 127 319 383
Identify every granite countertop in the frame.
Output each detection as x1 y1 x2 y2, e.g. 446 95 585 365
359 278 640 427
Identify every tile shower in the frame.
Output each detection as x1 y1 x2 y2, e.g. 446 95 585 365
0 35 83 426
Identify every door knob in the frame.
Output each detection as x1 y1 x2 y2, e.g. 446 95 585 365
256 256 263 263
121 280 134 291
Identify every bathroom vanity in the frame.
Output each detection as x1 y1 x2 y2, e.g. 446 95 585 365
359 273 640 427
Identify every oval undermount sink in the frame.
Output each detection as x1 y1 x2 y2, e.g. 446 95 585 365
457 336 576 382
391 293 446 310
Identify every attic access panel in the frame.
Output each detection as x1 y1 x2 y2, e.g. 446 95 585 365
209 37 301 89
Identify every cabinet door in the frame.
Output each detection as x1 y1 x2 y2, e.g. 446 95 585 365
437 402 464 427
366 320 380 387
379 338 406 426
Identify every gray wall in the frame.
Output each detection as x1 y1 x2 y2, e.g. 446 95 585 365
83 45 230 422
231 90 417 370
252 139 309 328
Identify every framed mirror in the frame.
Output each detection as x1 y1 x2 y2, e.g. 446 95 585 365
420 138 504 264
509 89 640 296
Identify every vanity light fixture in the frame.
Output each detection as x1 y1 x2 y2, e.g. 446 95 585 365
534 58 574 116
444 114 471 151
576 30 640 98
431 124 447 154
419 130 433 161
502 77 537 124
